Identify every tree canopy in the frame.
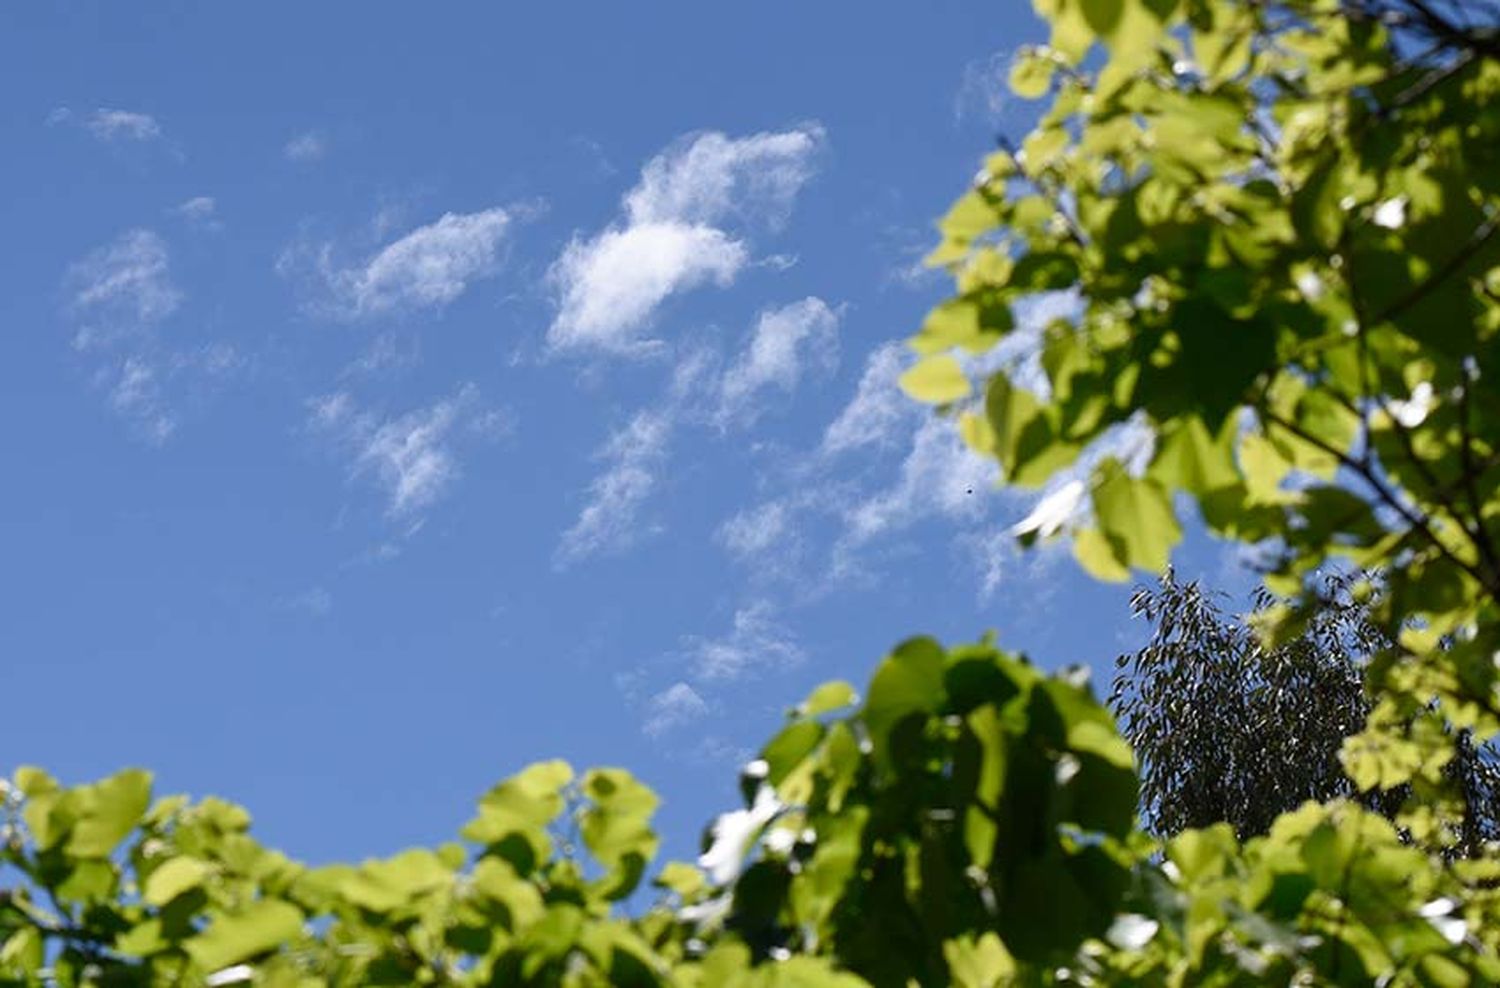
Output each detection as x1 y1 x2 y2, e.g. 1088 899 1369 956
9 0 1500 984
1113 569 1500 847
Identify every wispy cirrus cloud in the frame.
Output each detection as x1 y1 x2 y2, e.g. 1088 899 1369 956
280 207 513 320
642 682 710 737
683 600 804 682
172 194 219 232
712 291 1155 598
954 50 1016 126
50 107 164 143
284 130 328 162
624 600 806 739
547 126 825 355
715 297 840 427
308 384 504 518
821 342 913 455
836 416 998 554
556 410 674 565
557 297 840 566
64 229 192 443
66 229 182 347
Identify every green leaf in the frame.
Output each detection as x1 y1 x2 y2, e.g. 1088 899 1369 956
1009 48 1057 99
862 637 948 768
1072 526 1131 582
1080 0 1124 36
462 760 573 860
185 899 303 973
798 680 858 717
339 848 453 913
653 860 707 900
67 768 152 858
1091 460 1181 572
143 856 212 906
1148 415 1239 494
944 932 1017 988
761 720 825 786
580 768 660 900
471 856 545 929
0 928 44 973
900 354 971 403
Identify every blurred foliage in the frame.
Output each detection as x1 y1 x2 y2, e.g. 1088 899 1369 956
10 0 1500 983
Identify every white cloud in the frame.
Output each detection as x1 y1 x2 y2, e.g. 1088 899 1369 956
283 208 512 319
343 332 420 378
955 50 1015 124
717 501 793 561
624 128 823 228
822 343 915 455
841 416 998 548
716 297 840 426
547 126 825 354
174 196 218 228
284 131 328 162
105 357 175 444
549 223 746 354
75 108 162 142
683 601 804 682
556 410 673 564
285 586 333 617
62 230 223 442
309 386 485 516
67 230 181 347
642 682 710 736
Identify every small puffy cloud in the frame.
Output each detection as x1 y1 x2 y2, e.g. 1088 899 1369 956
556 410 673 564
56 108 163 142
174 196 221 231
716 297 840 426
282 208 512 320
821 343 914 455
547 126 825 355
643 682 710 736
684 601 804 682
309 386 488 517
284 131 328 162
550 223 746 353
175 196 217 221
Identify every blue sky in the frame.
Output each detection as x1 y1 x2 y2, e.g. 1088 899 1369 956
0 3 1246 864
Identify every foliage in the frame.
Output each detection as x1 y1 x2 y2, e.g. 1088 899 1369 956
10 0 1500 984
5 636 1498 985
908 0 1500 838
0 637 1138 986
1113 569 1500 846
1113 570 1385 838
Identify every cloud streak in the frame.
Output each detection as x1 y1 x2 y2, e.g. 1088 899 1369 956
63 230 195 442
556 410 674 564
